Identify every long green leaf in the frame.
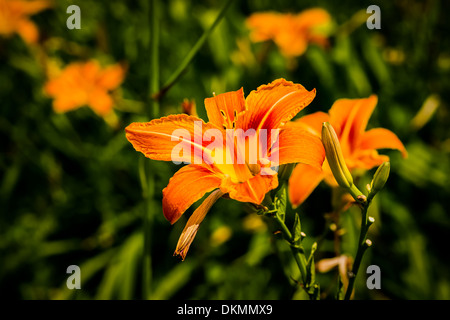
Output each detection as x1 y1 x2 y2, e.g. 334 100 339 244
158 0 235 97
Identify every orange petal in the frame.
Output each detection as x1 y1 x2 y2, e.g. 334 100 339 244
245 12 283 42
98 64 125 90
204 87 246 129
329 95 378 155
12 0 52 15
174 189 225 260
88 89 113 116
288 163 324 208
272 14 309 57
47 63 82 92
287 111 329 137
272 126 325 169
125 114 222 164
82 60 101 82
358 128 408 158
296 8 331 29
16 19 39 44
162 164 222 224
347 149 389 170
43 79 61 96
51 87 87 113
220 173 278 204
240 79 316 132
275 32 308 57
52 96 82 113
351 95 378 141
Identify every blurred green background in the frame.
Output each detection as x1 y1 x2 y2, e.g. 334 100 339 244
0 0 449 300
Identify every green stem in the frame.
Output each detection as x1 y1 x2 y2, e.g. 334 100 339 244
344 186 372 300
143 160 154 299
334 9 368 37
156 0 235 98
348 183 366 203
273 213 312 299
142 0 160 300
149 0 160 119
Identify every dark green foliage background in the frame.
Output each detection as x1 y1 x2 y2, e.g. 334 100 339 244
0 0 449 300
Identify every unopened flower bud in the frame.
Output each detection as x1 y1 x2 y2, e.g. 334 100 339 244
321 122 354 189
370 162 390 195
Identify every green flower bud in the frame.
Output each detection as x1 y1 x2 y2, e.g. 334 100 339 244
321 122 354 189
370 161 390 195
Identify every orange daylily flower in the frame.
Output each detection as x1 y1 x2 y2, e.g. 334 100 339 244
44 60 126 117
246 8 331 58
0 0 51 44
125 79 325 260
288 95 408 207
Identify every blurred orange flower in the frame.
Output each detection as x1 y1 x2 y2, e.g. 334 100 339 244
246 8 331 58
44 60 125 117
288 95 408 207
125 79 325 259
0 0 51 44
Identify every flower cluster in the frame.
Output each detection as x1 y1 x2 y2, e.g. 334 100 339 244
2 1 409 293
126 77 407 261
